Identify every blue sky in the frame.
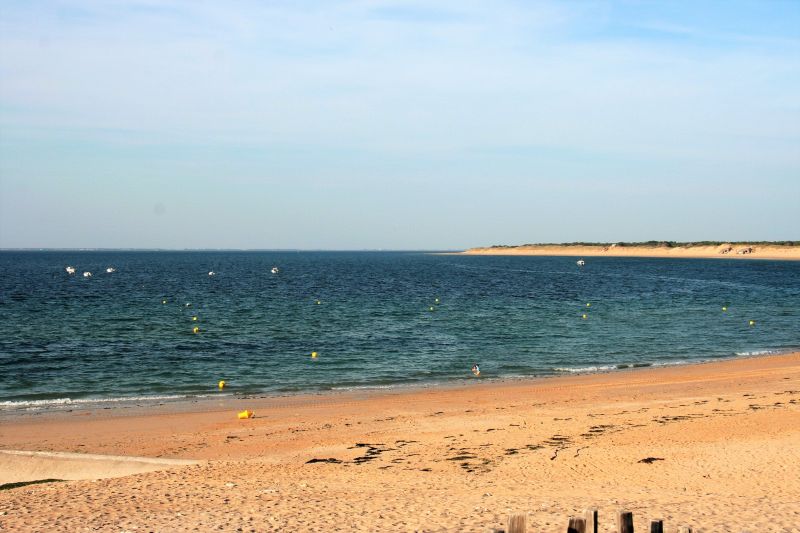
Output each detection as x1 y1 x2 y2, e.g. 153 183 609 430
1 0 798 249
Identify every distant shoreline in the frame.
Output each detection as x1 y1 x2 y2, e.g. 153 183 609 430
458 242 800 261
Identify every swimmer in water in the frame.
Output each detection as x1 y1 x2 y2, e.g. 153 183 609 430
471 363 480 377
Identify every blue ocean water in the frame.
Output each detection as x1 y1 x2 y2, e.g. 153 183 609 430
1 251 798 410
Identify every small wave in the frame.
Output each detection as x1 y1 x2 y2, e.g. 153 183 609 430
329 381 438 392
651 360 696 367
617 363 653 369
735 349 778 357
0 394 211 409
553 360 694 374
553 365 616 373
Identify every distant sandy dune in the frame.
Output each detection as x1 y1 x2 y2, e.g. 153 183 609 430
459 242 800 260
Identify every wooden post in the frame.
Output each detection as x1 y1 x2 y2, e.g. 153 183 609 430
649 519 663 533
568 516 587 533
617 510 634 533
583 508 598 533
507 514 526 533
677 527 692 533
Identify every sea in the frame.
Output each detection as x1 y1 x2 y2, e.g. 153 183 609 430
1 251 798 411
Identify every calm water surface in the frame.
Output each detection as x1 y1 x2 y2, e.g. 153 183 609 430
1 251 798 409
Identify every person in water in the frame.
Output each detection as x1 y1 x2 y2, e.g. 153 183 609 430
471 363 480 376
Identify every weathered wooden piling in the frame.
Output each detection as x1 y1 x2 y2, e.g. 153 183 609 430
507 513 526 533
567 516 586 533
616 510 634 533
583 508 598 533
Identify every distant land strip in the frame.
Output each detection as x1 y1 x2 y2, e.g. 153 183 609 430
459 241 800 260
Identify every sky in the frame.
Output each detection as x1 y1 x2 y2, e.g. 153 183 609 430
1 1 798 250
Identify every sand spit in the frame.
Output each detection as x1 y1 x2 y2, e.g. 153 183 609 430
1 353 799 531
460 243 800 260
0 450 199 485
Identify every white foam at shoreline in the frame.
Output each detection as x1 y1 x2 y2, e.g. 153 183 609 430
553 360 696 374
0 394 213 409
553 365 616 373
329 381 441 392
735 349 779 356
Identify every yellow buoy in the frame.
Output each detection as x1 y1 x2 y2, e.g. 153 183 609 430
435 298 440 304
311 351 318 359
218 380 225 390
582 314 588 319
192 326 200 334
316 300 321 305
192 316 198 321
237 410 254 419
722 307 727 312
749 320 755 326
429 306 435 311
162 299 167 305
586 303 591 307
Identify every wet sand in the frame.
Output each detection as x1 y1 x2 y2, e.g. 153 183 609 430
1 353 799 531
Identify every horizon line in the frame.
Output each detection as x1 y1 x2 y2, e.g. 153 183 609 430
2 240 798 252
0 248 465 252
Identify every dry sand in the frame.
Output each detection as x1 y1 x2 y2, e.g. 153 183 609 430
460 243 800 261
1 353 799 532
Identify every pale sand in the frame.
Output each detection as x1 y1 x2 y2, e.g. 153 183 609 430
0 451 198 485
1 353 799 532
460 243 800 261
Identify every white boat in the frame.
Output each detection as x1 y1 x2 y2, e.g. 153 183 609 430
65 266 76 275
271 267 279 274
106 267 116 273
83 271 92 278
576 259 585 266
208 271 215 276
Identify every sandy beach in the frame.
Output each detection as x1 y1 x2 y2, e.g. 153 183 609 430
1 353 799 532
460 243 800 261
